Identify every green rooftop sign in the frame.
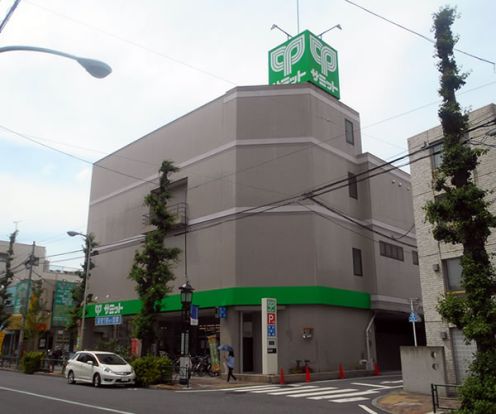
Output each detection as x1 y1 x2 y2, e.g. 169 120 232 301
268 30 340 99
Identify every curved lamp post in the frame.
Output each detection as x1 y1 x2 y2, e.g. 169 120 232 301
0 45 111 78
67 231 92 350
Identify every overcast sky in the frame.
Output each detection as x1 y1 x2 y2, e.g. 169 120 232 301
0 0 495 270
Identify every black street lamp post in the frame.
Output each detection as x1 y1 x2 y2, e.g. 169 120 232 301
179 281 194 386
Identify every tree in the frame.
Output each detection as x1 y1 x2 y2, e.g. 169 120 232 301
24 280 49 351
68 234 97 352
0 230 18 329
425 7 496 413
129 161 180 355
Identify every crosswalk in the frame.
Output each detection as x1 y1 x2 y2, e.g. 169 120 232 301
219 379 403 405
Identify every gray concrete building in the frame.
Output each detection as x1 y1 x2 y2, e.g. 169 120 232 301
407 103 496 384
86 83 421 373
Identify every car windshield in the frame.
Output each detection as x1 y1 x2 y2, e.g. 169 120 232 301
94 353 127 365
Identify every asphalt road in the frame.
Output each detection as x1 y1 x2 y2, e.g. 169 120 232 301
0 370 400 414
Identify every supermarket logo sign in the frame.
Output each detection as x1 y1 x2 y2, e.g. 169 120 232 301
268 30 340 99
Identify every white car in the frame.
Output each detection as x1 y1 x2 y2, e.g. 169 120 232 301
66 351 136 387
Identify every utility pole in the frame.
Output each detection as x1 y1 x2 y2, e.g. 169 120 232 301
16 241 36 366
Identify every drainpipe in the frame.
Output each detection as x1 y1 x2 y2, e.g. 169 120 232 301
365 314 376 371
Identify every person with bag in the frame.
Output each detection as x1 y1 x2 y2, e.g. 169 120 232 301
226 351 237 382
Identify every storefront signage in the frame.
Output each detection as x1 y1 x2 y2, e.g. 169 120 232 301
52 281 76 327
95 315 122 326
261 297 278 374
268 30 340 99
94 302 124 316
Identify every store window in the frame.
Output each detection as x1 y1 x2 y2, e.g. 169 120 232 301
348 172 358 199
352 248 363 276
345 119 354 145
379 241 404 261
443 257 463 291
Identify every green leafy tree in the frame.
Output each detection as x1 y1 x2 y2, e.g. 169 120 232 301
0 230 18 330
24 280 49 351
129 161 180 355
426 7 496 413
68 234 97 352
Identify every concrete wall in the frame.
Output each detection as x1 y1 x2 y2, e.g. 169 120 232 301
401 346 447 394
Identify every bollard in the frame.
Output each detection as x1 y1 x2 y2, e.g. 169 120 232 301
305 366 311 382
374 362 381 376
338 363 345 379
280 368 285 384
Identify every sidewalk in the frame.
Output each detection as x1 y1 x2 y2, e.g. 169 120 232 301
375 390 436 414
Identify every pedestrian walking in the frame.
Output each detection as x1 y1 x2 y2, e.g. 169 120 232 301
226 351 237 382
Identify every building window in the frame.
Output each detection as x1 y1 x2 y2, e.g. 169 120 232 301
412 251 419 265
443 257 463 291
0 252 7 262
345 119 354 145
431 142 444 169
352 248 363 276
379 241 404 261
348 172 358 199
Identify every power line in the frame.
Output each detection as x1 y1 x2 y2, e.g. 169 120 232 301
26 0 236 86
343 0 496 70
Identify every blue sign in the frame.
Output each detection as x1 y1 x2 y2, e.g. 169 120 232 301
408 312 421 323
95 315 122 326
218 306 227 319
190 305 199 326
267 325 276 337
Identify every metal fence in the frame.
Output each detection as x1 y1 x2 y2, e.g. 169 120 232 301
0 356 67 374
431 383 461 413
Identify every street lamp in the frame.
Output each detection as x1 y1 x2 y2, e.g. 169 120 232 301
67 231 92 350
317 24 343 39
0 46 111 78
179 281 194 386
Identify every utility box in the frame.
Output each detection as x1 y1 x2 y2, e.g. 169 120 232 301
400 346 447 395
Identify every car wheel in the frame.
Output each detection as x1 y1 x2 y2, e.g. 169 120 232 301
67 371 75 384
93 373 101 388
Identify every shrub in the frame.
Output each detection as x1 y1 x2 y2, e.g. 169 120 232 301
131 355 172 386
20 351 45 374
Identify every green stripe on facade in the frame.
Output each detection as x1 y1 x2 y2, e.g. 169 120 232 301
86 286 370 318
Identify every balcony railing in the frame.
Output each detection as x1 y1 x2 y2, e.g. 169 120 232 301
142 202 188 228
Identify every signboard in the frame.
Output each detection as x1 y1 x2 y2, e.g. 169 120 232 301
190 304 199 326
409 312 421 323
95 315 122 326
94 301 124 317
261 297 278 374
208 335 221 373
52 281 77 327
218 306 227 319
269 30 340 99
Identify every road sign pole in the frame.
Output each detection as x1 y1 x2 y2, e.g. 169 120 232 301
409 298 418 347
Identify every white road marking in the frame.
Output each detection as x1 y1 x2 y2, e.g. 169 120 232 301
250 387 288 393
267 386 320 395
352 382 392 389
0 386 136 414
358 404 378 414
380 380 403 384
309 390 379 400
288 388 354 398
333 396 370 403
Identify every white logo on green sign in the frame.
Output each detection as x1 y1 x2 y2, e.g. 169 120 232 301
268 30 340 99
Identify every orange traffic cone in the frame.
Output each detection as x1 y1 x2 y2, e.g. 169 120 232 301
374 362 381 376
338 363 346 379
305 366 311 382
280 368 285 384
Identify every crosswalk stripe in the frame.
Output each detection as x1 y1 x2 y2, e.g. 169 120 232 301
225 385 281 392
352 382 391 389
380 380 403 384
333 397 370 403
309 390 379 400
249 387 286 393
358 405 378 414
287 388 353 398
267 386 320 395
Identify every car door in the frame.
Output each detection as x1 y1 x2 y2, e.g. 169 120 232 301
77 353 93 382
73 353 88 380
